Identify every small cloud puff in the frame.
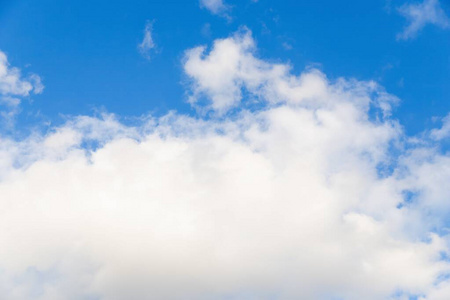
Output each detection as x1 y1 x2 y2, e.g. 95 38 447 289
200 0 231 18
430 113 450 140
0 51 43 97
0 50 43 125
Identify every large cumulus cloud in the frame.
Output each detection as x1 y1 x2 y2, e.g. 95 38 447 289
1 30 450 299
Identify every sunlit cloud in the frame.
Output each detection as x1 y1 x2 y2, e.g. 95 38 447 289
1 30 450 299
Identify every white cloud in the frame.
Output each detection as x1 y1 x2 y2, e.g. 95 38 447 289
430 113 450 140
0 51 43 98
200 0 230 16
184 29 397 116
0 50 43 125
29 73 44 94
1 31 450 299
397 0 450 40
138 21 156 60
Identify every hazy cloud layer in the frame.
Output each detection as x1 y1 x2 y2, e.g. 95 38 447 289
1 31 450 299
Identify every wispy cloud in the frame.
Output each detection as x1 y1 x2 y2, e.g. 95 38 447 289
397 0 450 40
282 42 293 50
138 21 156 60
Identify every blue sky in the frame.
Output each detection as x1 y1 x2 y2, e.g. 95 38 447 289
2 1 450 299
0 0 449 134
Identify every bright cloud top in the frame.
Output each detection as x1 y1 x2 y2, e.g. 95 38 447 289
184 29 396 115
1 31 450 299
397 0 450 40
